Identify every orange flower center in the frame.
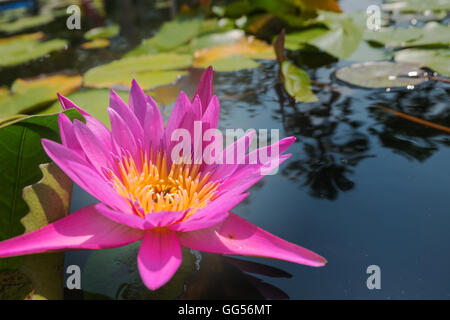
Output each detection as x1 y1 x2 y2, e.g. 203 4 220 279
107 149 219 217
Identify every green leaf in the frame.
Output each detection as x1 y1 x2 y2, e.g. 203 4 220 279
309 11 363 59
150 16 202 50
190 29 245 51
0 32 67 67
348 41 390 62
207 55 260 72
18 162 73 300
284 11 363 59
84 24 120 40
382 0 450 13
42 89 130 127
0 110 83 270
0 74 82 119
281 61 318 102
335 61 429 89
83 54 191 90
364 22 450 48
395 49 450 76
0 15 54 34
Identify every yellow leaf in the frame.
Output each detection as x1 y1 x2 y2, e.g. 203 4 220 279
81 38 110 50
193 36 275 68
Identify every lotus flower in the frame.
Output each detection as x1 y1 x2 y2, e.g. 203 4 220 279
0 67 326 290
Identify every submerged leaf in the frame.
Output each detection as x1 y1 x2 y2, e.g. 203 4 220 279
281 61 318 102
0 270 33 300
335 61 428 89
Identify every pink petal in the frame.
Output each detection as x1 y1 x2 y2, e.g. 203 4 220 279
129 79 147 126
178 212 327 267
0 204 145 258
201 95 220 131
137 230 182 290
143 95 164 151
42 139 131 213
209 130 256 182
109 89 144 145
73 119 115 174
170 192 249 232
96 203 154 230
108 108 139 160
58 113 84 157
164 91 191 149
193 66 213 113
58 93 114 152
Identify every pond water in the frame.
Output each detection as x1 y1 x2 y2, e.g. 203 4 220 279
2 0 448 299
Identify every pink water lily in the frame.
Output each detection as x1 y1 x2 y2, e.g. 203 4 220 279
0 67 326 290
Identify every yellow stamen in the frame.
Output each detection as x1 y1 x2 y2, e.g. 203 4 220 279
109 148 219 218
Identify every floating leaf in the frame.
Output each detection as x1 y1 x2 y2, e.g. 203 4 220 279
284 11 363 59
0 32 67 67
382 0 450 13
0 110 83 270
395 49 450 77
348 41 390 62
84 24 120 40
149 16 202 50
43 89 130 127
365 22 450 48
19 162 73 300
335 61 429 89
83 54 191 90
190 29 245 51
0 74 82 118
281 61 318 102
0 15 54 34
193 37 275 71
81 38 110 50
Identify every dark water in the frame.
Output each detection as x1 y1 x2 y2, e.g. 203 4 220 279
2 0 449 299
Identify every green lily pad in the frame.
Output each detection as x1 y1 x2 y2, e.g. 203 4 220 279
284 11 363 59
335 61 429 89
190 29 245 51
382 0 450 12
0 15 54 34
42 89 130 127
281 61 318 102
84 24 120 40
0 32 67 67
83 54 192 90
365 22 450 48
149 16 202 50
19 162 72 300
0 74 82 118
395 49 450 76
0 110 83 270
207 55 260 72
348 41 391 62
